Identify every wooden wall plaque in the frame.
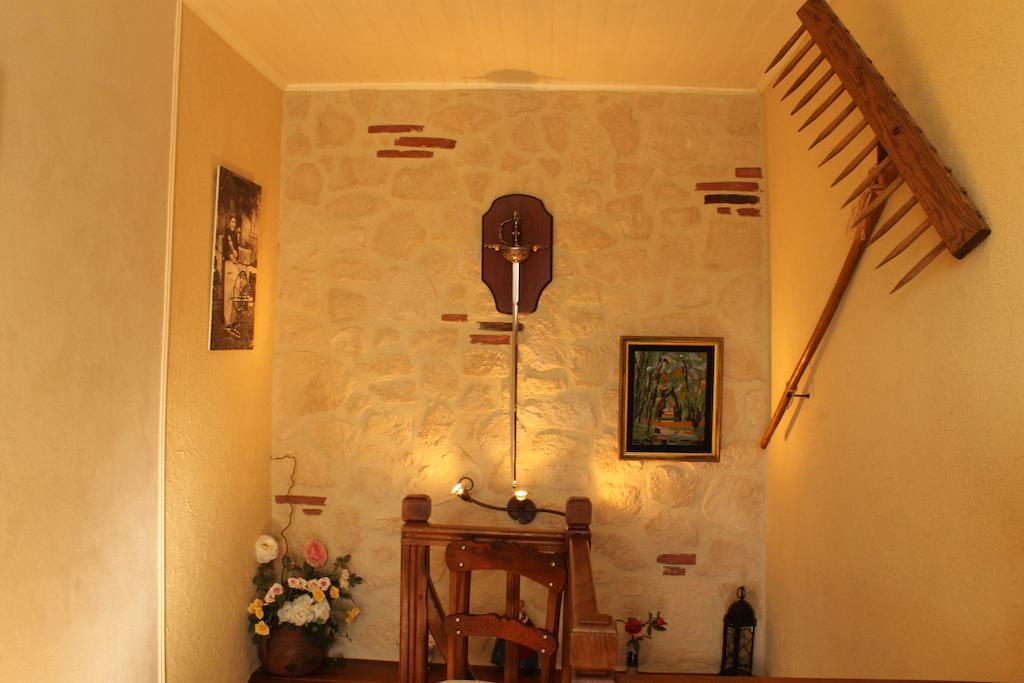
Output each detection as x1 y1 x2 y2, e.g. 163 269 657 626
481 194 553 314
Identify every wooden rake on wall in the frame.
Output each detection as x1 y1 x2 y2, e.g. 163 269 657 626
760 0 990 448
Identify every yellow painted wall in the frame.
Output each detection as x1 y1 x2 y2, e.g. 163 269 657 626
165 8 282 682
0 2 177 681
763 1 1024 680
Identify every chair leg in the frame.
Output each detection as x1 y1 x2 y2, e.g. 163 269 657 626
447 569 471 680
400 544 431 683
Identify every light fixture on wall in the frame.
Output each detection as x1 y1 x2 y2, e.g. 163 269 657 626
450 477 565 524
450 195 553 523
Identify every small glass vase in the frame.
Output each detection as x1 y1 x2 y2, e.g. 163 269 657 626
626 648 639 673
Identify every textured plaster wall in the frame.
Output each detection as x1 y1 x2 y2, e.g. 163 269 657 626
274 89 769 673
0 2 177 681
165 8 282 682
764 1 1024 680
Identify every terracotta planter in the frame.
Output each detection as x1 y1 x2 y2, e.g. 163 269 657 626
258 624 327 677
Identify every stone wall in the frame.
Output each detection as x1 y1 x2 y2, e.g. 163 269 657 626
273 89 768 673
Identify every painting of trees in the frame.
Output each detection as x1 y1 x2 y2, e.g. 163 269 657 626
621 338 721 460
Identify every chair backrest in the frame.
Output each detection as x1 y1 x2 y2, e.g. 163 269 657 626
444 539 566 683
398 494 617 683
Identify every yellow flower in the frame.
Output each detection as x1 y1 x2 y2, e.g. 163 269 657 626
311 588 326 603
329 586 340 599
345 607 360 625
254 621 270 636
247 599 264 620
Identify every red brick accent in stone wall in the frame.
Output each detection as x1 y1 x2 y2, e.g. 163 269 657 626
698 170 764 217
478 321 524 332
663 567 687 576
368 124 424 133
371 124 456 158
441 313 469 322
470 334 510 345
302 508 323 516
695 181 759 191
394 136 457 149
275 495 327 506
377 149 433 158
657 553 697 565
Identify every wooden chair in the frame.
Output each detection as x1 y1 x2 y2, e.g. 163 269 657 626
444 539 563 682
398 494 617 683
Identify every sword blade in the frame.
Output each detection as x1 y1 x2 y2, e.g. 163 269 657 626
510 261 520 489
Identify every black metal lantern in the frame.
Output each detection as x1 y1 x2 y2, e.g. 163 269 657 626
720 586 756 676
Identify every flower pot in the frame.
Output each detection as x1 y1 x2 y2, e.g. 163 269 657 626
258 625 326 676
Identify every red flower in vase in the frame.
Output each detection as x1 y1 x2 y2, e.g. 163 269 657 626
623 617 645 635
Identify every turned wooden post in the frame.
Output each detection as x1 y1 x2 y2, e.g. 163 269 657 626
399 495 431 683
564 497 616 683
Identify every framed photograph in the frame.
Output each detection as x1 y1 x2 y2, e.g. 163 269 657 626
619 336 723 461
209 166 261 350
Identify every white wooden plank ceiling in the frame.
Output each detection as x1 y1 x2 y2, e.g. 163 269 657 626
185 0 803 91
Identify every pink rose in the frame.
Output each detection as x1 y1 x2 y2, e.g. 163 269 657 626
317 577 331 591
304 540 328 568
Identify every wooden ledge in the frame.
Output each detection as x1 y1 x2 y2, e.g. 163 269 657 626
250 660 965 683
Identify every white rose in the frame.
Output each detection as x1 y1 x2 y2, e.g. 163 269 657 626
289 594 314 626
255 535 279 564
312 599 330 622
277 601 294 624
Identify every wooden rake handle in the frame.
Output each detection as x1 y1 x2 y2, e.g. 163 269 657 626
760 161 899 449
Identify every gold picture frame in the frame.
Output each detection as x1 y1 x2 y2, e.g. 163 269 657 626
619 336 723 461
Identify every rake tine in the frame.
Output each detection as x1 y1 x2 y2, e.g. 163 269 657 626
819 118 869 166
832 138 880 187
868 196 919 245
799 84 846 132
849 176 905 227
891 242 945 293
766 25 807 73
782 53 826 101
809 101 857 149
791 68 835 115
876 218 933 268
773 39 815 87
841 157 892 208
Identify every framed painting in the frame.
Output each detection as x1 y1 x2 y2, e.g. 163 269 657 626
208 166 261 350
619 336 723 461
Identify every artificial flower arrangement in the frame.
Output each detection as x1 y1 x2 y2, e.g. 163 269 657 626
620 611 668 667
622 612 668 649
247 534 363 645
